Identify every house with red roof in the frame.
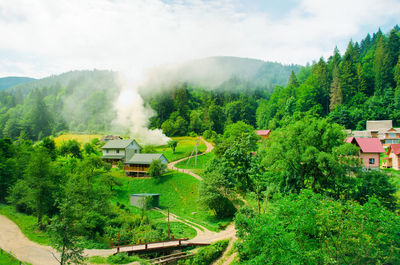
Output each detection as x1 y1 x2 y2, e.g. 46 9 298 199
256 130 271 139
346 137 385 169
382 144 400 170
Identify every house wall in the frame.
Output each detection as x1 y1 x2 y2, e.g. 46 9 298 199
360 153 380 168
125 144 140 160
390 152 400 170
102 148 125 156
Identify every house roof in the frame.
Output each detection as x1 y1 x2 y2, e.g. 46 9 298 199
102 154 125 159
346 137 385 153
124 153 168 165
102 139 135 149
366 120 393 131
388 144 400 155
256 130 270 136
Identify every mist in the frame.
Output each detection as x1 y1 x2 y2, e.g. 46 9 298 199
113 74 170 146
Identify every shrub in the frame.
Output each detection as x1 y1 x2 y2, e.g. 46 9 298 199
178 239 229 265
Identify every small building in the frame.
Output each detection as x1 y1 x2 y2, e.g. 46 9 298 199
383 144 400 170
99 135 123 143
101 139 141 165
124 153 169 177
256 130 271 139
346 137 385 169
130 193 160 209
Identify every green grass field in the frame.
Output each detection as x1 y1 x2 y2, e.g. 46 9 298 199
154 137 206 162
175 151 214 170
0 204 52 246
112 171 230 231
0 249 31 265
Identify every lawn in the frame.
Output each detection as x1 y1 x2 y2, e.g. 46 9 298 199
154 137 206 162
175 151 215 170
112 171 231 231
54 133 103 146
0 249 31 265
0 204 52 246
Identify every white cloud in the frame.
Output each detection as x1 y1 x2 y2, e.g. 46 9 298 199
0 0 399 77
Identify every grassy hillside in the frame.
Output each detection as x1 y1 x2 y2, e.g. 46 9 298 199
112 171 230 231
54 133 103 146
154 137 206 162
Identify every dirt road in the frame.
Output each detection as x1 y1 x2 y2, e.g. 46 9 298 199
0 215 60 265
168 137 214 180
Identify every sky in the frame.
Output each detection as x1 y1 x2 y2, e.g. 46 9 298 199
0 0 399 78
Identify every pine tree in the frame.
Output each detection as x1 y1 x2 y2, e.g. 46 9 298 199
313 58 330 114
374 36 392 95
330 66 343 111
288 70 299 88
395 56 400 90
356 63 368 94
387 29 400 69
340 42 358 103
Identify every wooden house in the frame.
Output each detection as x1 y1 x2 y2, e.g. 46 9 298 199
346 137 385 169
256 130 271 139
123 153 168 177
101 139 141 165
383 144 400 170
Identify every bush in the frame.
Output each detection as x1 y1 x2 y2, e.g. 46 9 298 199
178 239 229 265
107 253 144 264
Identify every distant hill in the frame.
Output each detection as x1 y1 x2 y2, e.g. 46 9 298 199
138 56 301 93
0 76 35 91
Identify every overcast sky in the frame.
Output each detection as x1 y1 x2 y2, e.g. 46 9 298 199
0 0 399 78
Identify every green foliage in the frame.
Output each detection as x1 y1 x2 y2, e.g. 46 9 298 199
235 190 400 265
141 145 157 153
148 159 167 178
59 139 82 158
106 253 145 264
167 139 178 153
178 240 229 265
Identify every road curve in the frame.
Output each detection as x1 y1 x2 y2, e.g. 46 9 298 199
168 137 214 180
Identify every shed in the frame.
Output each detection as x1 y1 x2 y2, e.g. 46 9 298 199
130 193 160 209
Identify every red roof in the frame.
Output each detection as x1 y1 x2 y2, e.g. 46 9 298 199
350 138 385 153
345 137 354 143
256 130 270 136
389 144 400 155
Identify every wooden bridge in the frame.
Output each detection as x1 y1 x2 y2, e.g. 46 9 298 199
113 238 209 254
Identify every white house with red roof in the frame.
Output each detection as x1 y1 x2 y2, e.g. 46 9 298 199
346 137 385 169
256 130 271 139
383 144 400 170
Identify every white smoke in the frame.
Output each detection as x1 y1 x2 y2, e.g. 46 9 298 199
113 74 170 146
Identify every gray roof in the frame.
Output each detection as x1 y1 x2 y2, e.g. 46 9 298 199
102 139 135 149
124 153 167 165
102 154 125 159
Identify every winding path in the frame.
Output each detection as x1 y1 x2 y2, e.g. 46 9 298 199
0 137 238 265
167 137 214 180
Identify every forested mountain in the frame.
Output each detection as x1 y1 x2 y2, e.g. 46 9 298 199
0 57 298 141
0 76 35 91
0 70 120 140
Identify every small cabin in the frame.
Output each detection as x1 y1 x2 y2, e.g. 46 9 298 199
256 130 271 139
383 144 400 170
130 193 160 209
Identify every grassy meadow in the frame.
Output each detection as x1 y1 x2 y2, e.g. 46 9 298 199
154 137 206 162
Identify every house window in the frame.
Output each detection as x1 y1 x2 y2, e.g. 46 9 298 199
369 158 375 165
116 149 120 154
389 133 397 138
106 150 109 153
